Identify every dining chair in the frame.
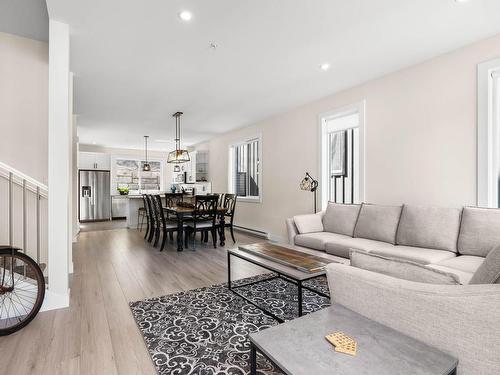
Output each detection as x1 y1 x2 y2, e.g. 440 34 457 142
184 195 219 250
222 193 237 243
164 192 184 233
164 192 183 210
145 195 157 243
213 193 225 207
152 194 179 251
139 194 150 236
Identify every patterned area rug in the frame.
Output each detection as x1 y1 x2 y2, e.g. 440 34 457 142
130 274 330 375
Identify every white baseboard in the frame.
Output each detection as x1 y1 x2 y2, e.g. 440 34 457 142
41 289 70 312
233 225 287 244
234 225 269 239
268 234 287 244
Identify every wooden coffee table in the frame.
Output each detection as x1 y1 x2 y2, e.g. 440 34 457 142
227 242 337 323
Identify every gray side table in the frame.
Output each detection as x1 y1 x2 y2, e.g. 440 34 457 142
249 304 457 375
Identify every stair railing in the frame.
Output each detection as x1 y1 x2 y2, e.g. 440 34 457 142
0 161 48 272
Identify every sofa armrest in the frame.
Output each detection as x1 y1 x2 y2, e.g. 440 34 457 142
286 210 325 245
286 218 299 245
326 263 500 375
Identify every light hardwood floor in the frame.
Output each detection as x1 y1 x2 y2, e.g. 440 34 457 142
0 227 266 375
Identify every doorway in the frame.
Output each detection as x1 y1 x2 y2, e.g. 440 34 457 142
320 101 365 209
477 59 500 208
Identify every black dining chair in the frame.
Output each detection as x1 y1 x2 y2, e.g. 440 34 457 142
213 193 225 207
184 195 219 250
164 192 183 210
222 193 237 243
140 194 151 237
145 195 157 243
164 192 184 239
151 194 179 251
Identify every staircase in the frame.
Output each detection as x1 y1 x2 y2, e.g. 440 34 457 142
0 161 48 282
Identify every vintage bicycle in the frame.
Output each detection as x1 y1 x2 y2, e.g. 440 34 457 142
0 246 45 336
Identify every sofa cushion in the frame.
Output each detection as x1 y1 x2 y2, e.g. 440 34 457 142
469 245 500 284
354 203 402 244
293 213 324 234
325 237 395 259
433 255 484 274
350 250 460 285
426 265 474 285
322 203 361 236
458 207 500 257
294 232 351 251
396 205 461 252
370 245 456 265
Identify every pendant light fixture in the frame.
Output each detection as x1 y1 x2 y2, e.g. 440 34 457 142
143 135 151 171
167 111 190 164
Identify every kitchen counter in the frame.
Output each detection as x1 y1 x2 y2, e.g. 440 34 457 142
125 195 157 228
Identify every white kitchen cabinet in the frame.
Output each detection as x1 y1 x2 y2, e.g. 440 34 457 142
78 152 111 170
195 150 209 182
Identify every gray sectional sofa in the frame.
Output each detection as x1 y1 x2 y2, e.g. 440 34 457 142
287 203 500 374
286 203 500 284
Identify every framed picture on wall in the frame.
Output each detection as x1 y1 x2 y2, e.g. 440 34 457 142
329 130 347 177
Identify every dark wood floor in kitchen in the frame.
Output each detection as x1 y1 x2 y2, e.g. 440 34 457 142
0 227 266 375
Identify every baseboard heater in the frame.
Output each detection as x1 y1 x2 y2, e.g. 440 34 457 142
233 225 269 239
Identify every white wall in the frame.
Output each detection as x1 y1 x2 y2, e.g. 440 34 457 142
0 32 48 183
0 31 49 273
195 33 500 241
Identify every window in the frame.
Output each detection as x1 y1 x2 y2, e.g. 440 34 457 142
114 158 162 193
229 137 261 201
320 102 365 209
139 161 161 190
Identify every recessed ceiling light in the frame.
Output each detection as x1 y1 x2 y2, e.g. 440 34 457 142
455 0 470 3
178 11 192 21
319 63 331 71
92 141 96 145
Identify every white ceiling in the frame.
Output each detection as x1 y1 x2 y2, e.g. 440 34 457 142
0 0 48 42
46 0 500 151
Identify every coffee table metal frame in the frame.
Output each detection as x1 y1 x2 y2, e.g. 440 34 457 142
227 249 330 323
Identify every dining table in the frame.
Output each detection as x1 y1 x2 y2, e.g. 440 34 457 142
163 205 228 251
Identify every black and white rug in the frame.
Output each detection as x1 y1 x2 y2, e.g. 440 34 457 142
130 274 330 375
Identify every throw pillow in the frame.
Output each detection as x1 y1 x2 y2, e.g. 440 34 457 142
350 250 460 285
322 203 361 236
469 244 500 284
293 214 324 234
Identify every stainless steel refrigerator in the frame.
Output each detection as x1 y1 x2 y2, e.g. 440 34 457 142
79 170 111 222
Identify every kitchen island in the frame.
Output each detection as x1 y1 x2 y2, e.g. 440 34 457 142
126 195 151 229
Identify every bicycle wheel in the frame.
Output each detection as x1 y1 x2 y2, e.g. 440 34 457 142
0 247 45 336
